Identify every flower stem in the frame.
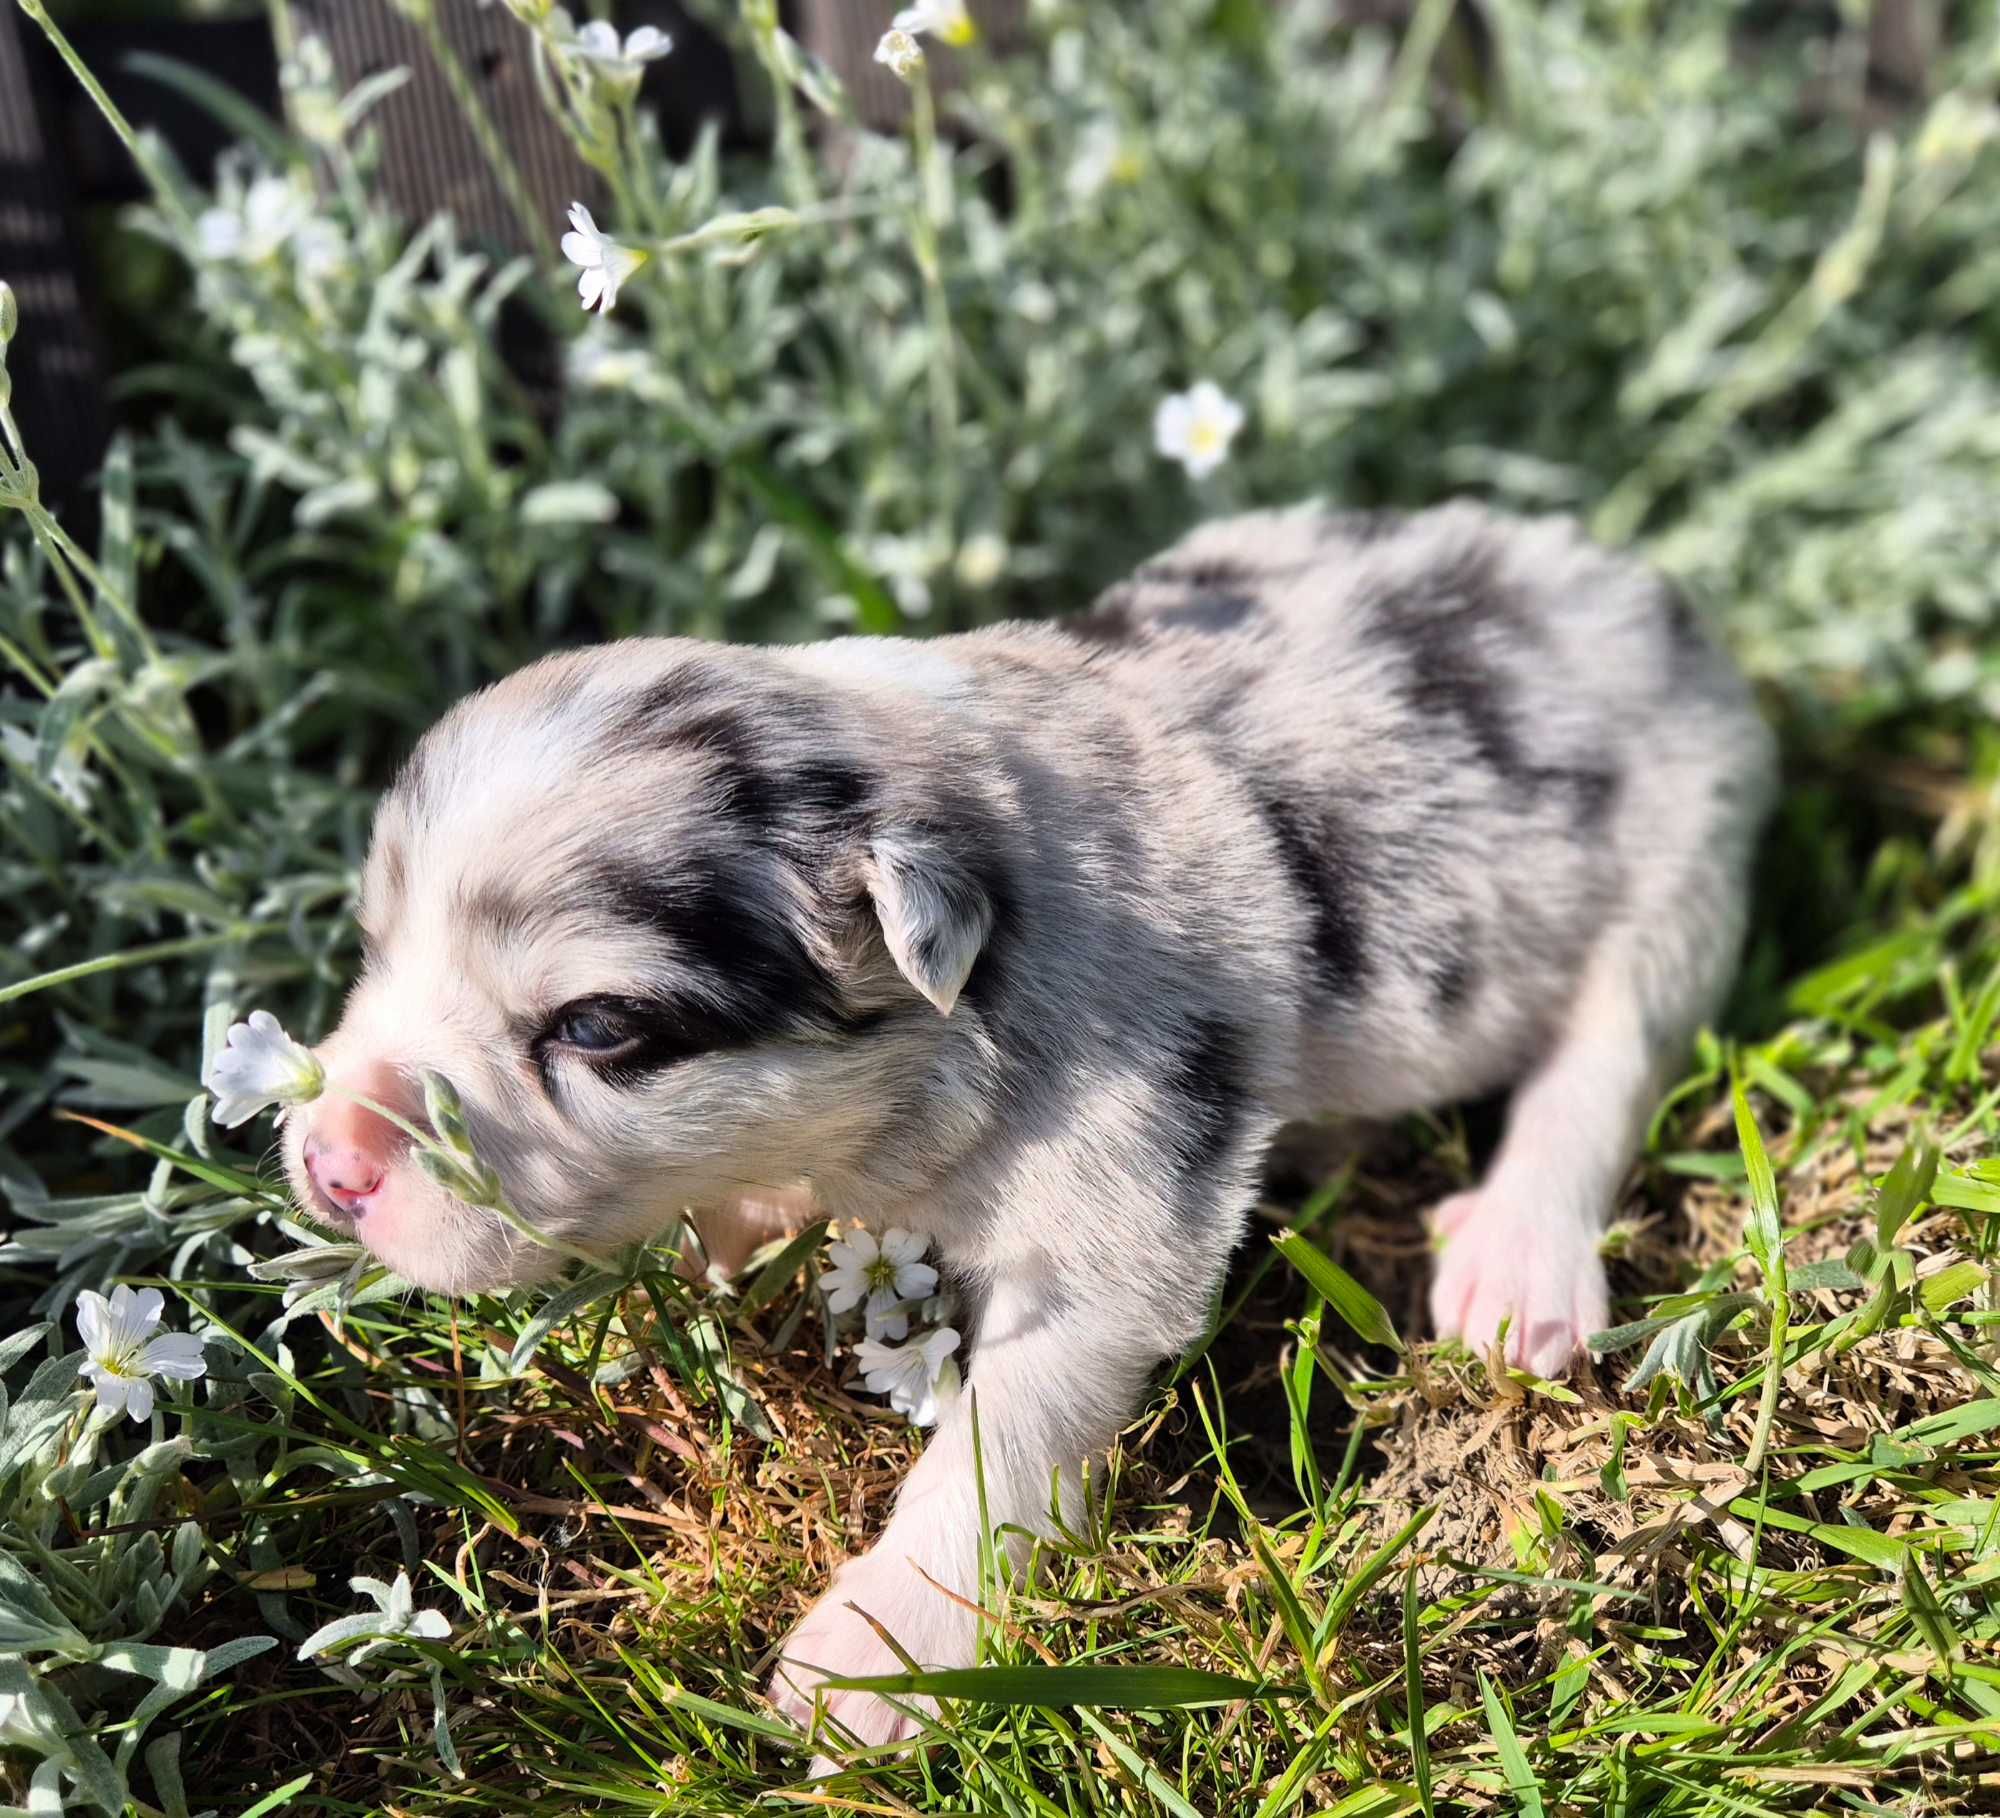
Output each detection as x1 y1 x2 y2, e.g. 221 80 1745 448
908 71 960 540
13 0 199 236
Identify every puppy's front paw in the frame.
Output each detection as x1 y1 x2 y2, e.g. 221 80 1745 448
769 1553 971 1773
1428 1190 1608 1379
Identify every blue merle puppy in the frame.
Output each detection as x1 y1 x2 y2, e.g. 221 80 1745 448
282 500 1775 1755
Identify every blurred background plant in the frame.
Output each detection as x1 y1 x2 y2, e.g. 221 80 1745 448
4 0 2000 1810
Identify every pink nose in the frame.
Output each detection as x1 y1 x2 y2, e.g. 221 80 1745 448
302 1060 416 1216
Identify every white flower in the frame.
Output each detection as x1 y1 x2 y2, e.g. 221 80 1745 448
893 0 976 45
955 531 1008 590
195 175 310 265
854 1325 961 1427
568 20 673 87
568 332 655 394
1069 118 1140 201
75 1285 207 1425
820 1227 938 1341
874 28 925 82
297 1570 452 1666
293 216 350 282
204 1009 325 1129
560 202 648 315
1153 380 1246 480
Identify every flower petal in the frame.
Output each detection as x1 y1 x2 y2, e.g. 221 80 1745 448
122 1376 155 1424
878 1228 926 1267
560 231 600 268
74 1289 109 1355
140 1333 209 1382
828 1229 879 1268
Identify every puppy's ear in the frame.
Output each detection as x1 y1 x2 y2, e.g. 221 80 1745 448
862 832 993 1016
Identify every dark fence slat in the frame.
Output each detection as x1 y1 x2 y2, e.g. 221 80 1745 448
298 0 597 255
0 9 108 515
797 0 1029 131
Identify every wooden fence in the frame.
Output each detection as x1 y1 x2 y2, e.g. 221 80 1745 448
0 0 1935 514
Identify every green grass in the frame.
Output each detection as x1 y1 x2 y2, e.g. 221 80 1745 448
33 833 1999 1814
5 0 2000 1810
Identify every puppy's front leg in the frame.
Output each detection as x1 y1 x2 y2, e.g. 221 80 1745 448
770 1250 1168 1764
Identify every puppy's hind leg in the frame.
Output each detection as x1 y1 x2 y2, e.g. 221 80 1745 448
1426 943 1652 1377
1424 780 1768 1376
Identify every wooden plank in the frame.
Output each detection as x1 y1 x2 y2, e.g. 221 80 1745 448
297 0 598 254
0 9 108 515
796 0 1029 131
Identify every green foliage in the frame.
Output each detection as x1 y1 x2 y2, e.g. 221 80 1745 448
1 0 1999 1810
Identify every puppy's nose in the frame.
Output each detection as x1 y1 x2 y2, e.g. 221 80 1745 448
303 1059 416 1214
305 1141 384 1212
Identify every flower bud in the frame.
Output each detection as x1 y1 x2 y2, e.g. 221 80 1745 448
421 1069 476 1158
0 280 16 347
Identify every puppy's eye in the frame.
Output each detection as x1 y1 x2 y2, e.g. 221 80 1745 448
543 1000 642 1055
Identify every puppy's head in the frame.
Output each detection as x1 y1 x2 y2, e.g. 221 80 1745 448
282 641 1000 1294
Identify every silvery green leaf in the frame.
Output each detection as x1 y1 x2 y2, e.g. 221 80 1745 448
431 1662 461 1777
295 475 381 528
519 481 619 527
248 1242 370 1283
144 1731 190 1818
296 1611 395 1660
29 1757 68 1815
507 1269 628 1376
170 1520 201 1579
97 1642 206 1689
0 1323 50 1376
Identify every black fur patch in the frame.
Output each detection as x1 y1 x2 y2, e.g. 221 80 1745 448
1133 557 1262 592
618 670 879 844
1554 763 1620 833
1252 789 1371 995
1152 593 1260 635
586 862 842 1082
1057 594 1141 647
1363 546 1543 787
1162 1012 1248 1186
1426 917 1479 1015
1315 509 1404 546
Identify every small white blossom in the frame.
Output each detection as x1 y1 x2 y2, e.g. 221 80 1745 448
874 28 925 82
1153 380 1246 480
568 332 655 394
297 1570 452 1666
893 0 976 45
196 175 311 265
854 1325 962 1427
820 1227 938 1342
204 1009 325 1128
75 1285 207 1425
559 202 648 315
955 531 1008 590
1069 118 1139 201
293 216 351 282
568 21 673 88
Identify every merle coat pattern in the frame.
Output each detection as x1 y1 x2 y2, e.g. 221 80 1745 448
283 501 1775 1760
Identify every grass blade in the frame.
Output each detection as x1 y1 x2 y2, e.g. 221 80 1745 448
1272 1230 1402 1351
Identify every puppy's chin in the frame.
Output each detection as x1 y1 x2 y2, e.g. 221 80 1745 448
344 1169 535 1296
